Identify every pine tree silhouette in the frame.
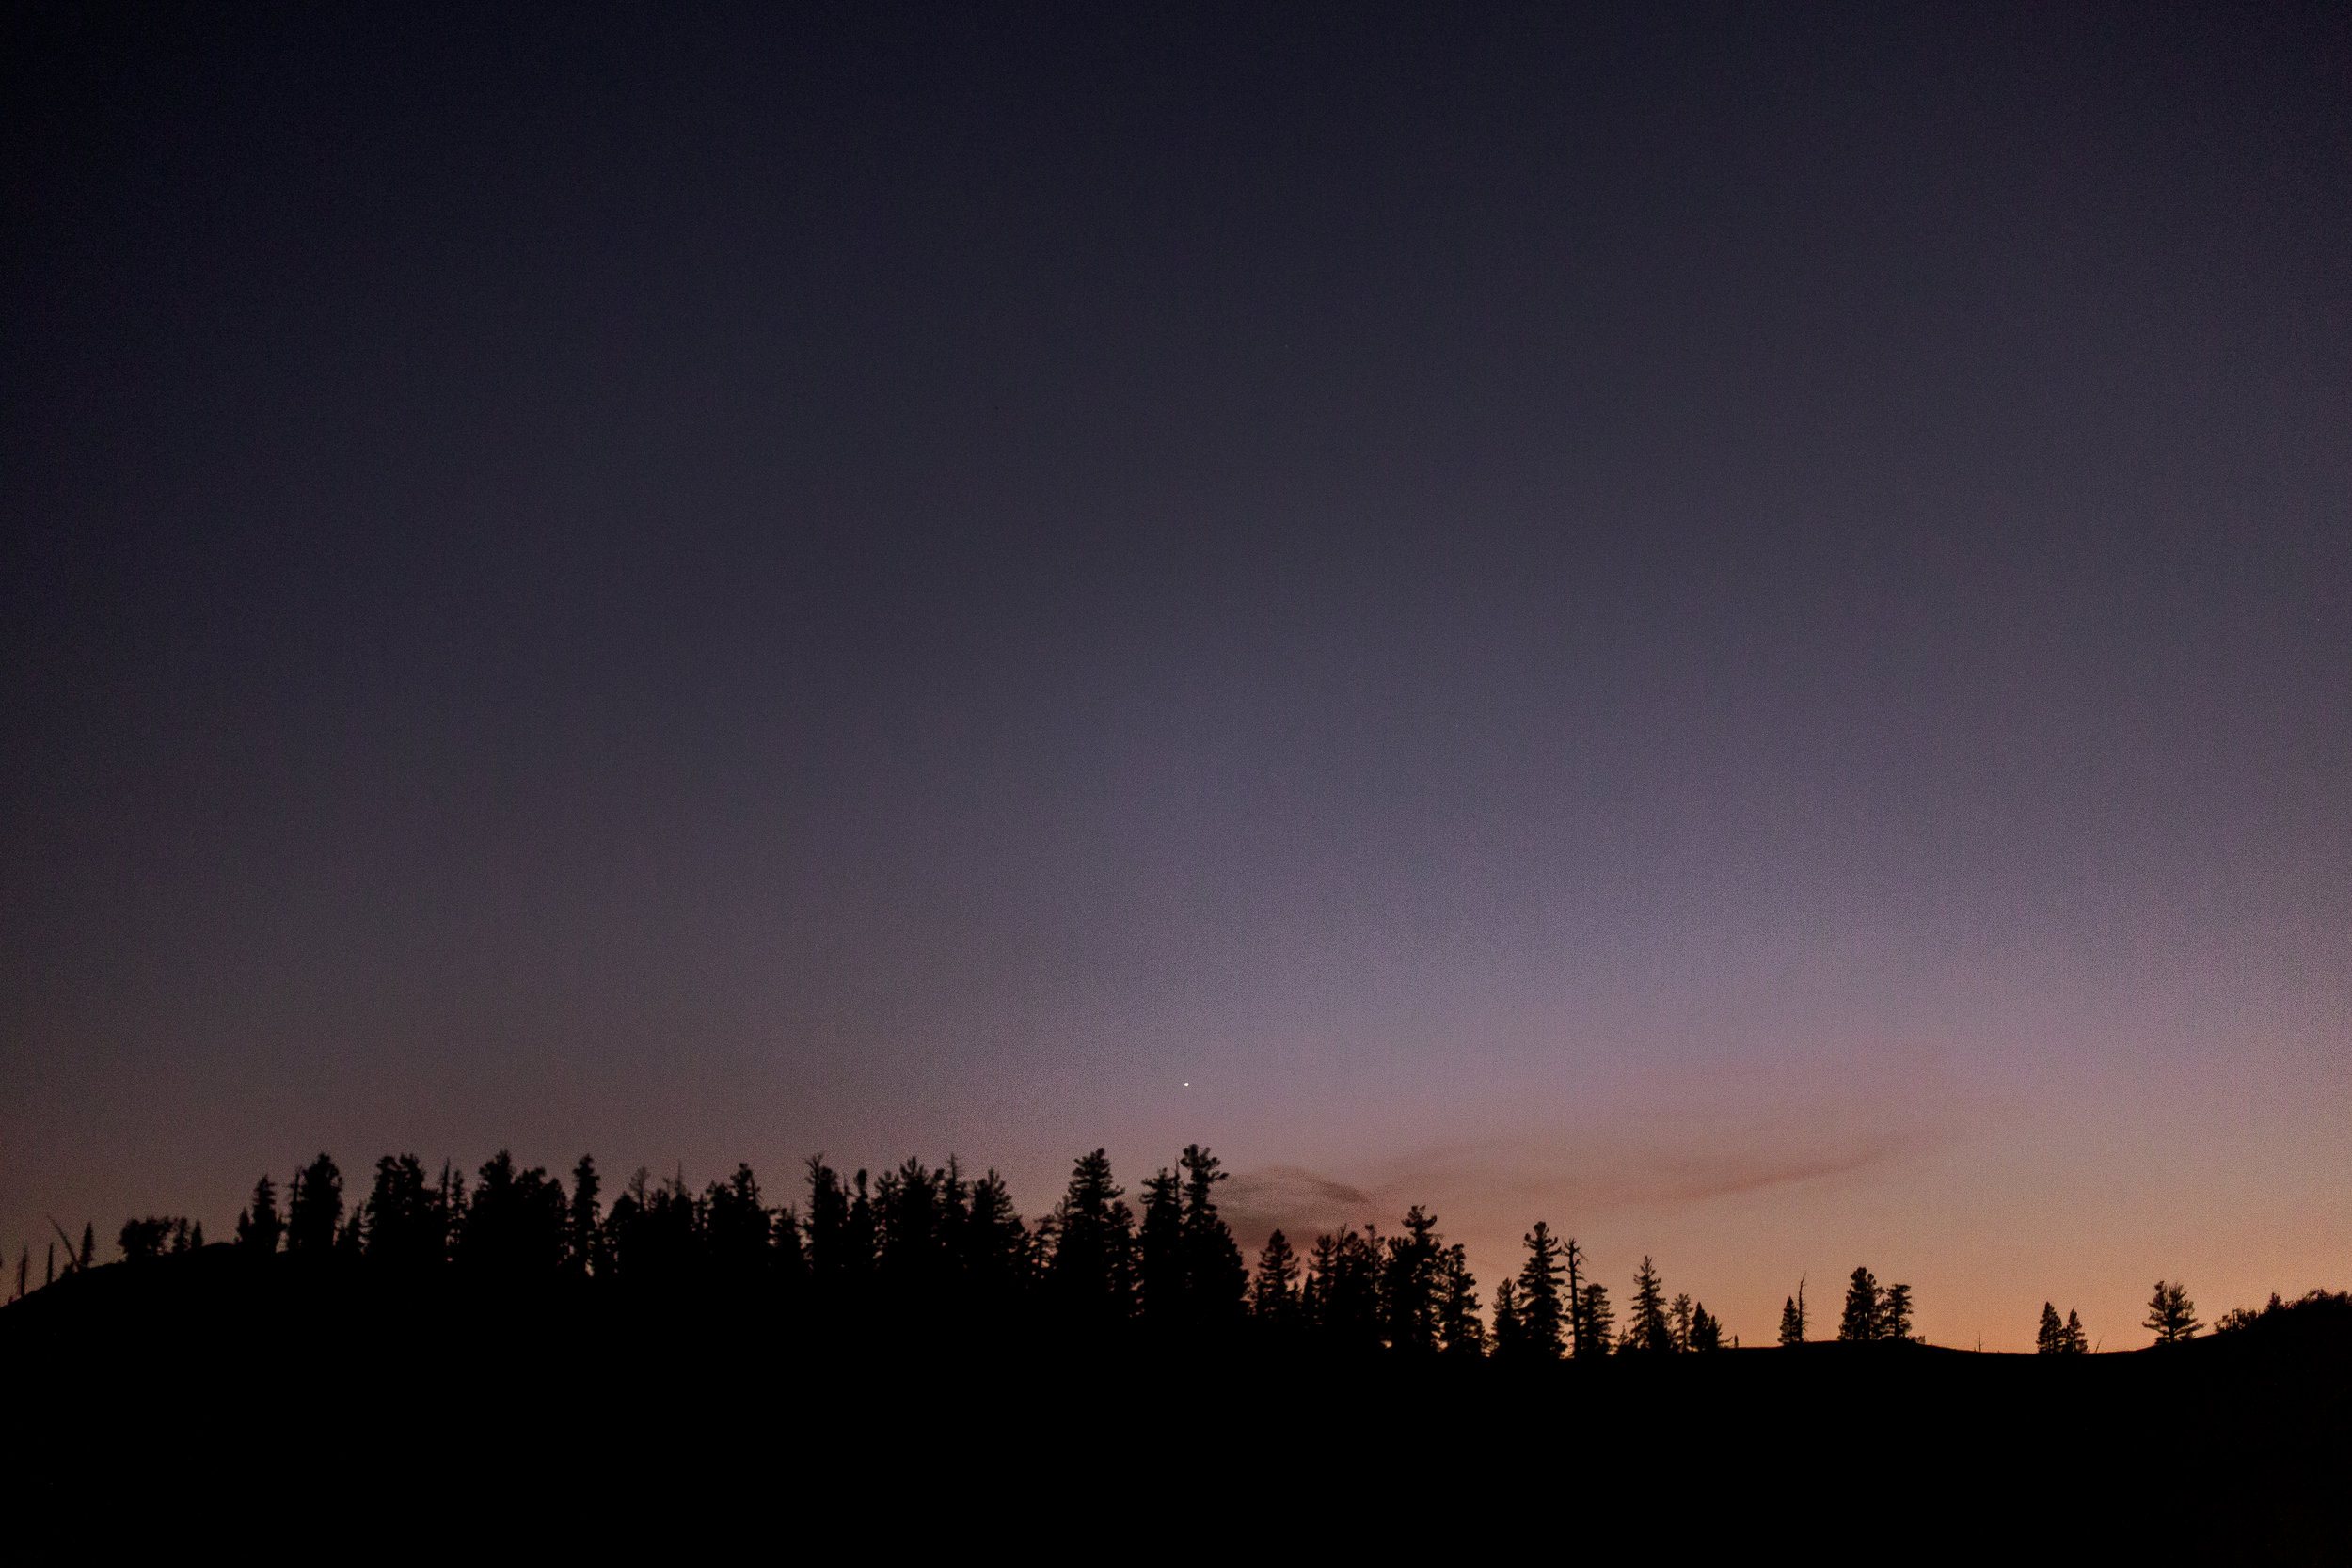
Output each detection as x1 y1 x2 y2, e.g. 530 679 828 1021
286 1154 343 1255
1136 1166 1184 1330
1624 1257 1673 1354
567 1155 600 1275
1838 1267 1881 1342
1178 1145 1245 1327
1436 1243 1484 1357
1049 1149 1134 1326
1515 1223 1568 1360
2037 1302 2065 1354
1562 1236 1587 1358
2145 1280 2199 1345
77 1222 94 1272
1489 1277 1525 1360
236 1174 283 1254
1381 1207 1443 1354
1687 1301 1723 1352
2062 1309 2087 1354
1250 1229 1301 1323
1879 1282 1915 1342
1578 1282 1613 1355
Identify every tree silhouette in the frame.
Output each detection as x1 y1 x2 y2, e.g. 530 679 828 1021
1879 1282 1915 1342
1049 1149 1134 1326
1515 1223 1568 1360
118 1217 183 1261
1562 1236 1587 1358
1489 1278 1525 1360
707 1163 772 1286
455 1150 567 1275
961 1169 1026 1307
1436 1243 1483 1356
567 1155 600 1275
286 1154 343 1255
236 1174 283 1254
1250 1230 1301 1323
1307 1226 1383 1350
2145 1280 2199 1345
364 1155 446 1271
1179 1145 1246 1326
1837 1267 1881 1342
2062 1309 2087 1354
1623 1257 1674 1354
1380 1207 1443 1354
1577 1282 1614 1356
2037 1302 2066 1354
1686 1300 1723 1352
1136 1166 1184 1330
78 1222 94 1272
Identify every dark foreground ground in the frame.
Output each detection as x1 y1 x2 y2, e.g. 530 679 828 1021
5 1251 2344 1558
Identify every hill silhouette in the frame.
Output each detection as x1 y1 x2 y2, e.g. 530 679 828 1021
4 1149 2345 1554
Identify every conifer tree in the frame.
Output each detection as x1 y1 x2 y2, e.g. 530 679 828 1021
1838 1267 1882 1342
1136 1167 1184 1329
1436 1243 1484 1357
286 1154 343 1254
1179 1145 1246 1324
1515 1222 1568 1360
2037 1302 2066 1354
2062 1309 2088 1354
1049 1149 1134 1324
1624 1257 1673 1354
1778 1295 1804 1346
706 1163 771 1284
1380 1207 1443 1354
1489 1278 1525 1361
77 1222 94 1272
1670 1292 1694 1352
1878 1281 1915 1342
1562 1236 1587 1357
961 1169 1027 1307
1687 1301 1723 1352
236 1175 283 1254
1578 1282 1614 1355
567 1155 600 1275
1251 1230 1301 1323
2145 1280 2199 1345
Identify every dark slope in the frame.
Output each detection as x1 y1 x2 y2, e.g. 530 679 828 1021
5 1252 2343 1556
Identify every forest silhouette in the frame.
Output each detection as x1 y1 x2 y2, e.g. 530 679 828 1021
6 1143 2347 1551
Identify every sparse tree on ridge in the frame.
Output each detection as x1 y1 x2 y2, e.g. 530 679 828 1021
1879 1281 1915 1342
1623 1257 1674 1354
1779 1275 1808 1346
1838 1267 1881 1342
2062 1309 2087 1354
2038 1302 2066 1354
2146 1280 2199 1345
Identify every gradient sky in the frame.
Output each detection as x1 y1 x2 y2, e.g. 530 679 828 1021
5 4 2347 1349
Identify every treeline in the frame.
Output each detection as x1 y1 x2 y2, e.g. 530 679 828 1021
11 1144 2322 1356
16 1145 1741 1358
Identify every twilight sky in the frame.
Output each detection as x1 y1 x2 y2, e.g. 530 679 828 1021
4 4 2347 1348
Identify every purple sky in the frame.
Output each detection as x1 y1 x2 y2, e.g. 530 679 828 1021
4 4 2347 1345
